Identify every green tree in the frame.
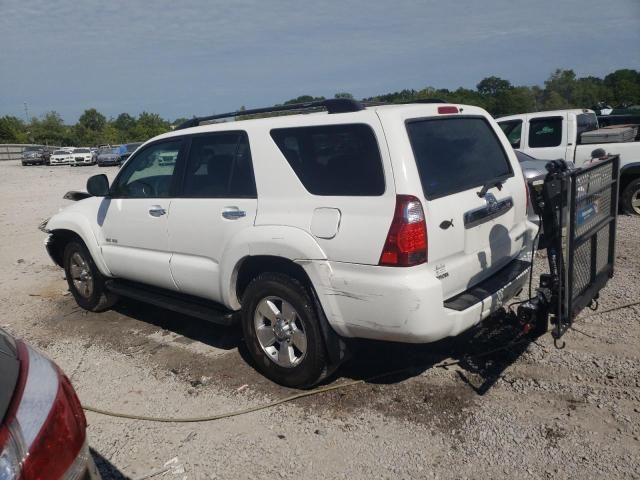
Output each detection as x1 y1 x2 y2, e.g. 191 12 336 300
75 108 107 145
334 92 354 99
78 108 106 131
30 111 74 146
543 69 578 107
102 124 121 144
604 69 640 105
573 76 609 109
447 87 489 110
132 112 170 141
111 113 136 134
476 76 512 97
493 87 536 116
0 116 29 143
283 95 326 105
543 90 571 110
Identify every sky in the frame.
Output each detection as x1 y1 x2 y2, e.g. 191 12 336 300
1 0 639 123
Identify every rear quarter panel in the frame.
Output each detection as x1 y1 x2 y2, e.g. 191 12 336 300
245 112 397 265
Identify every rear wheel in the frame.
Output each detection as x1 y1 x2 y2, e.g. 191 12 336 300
621 179 640 215
63 241 118 311
241 273 328 388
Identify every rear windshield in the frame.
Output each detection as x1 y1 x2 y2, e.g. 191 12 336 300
577 112 598 139
406 117 513 199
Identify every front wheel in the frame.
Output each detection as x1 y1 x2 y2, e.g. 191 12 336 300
241 273 328 388
621 179 640 215
63 240 118 311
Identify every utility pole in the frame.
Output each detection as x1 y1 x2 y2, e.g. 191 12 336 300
23 102 29 123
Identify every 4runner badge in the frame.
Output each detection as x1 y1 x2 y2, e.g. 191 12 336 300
435 264 448 279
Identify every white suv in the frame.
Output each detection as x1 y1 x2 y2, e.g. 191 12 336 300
43 99 535 387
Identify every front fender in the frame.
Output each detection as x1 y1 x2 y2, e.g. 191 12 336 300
219 226 327 309
46 198 112 277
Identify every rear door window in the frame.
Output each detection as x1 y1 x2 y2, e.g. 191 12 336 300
270 124 385 196
528 117 563 148
406 117 513 199
181 132 256 198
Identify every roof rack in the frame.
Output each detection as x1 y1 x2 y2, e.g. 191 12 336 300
175 98 364 130
361 98 447 107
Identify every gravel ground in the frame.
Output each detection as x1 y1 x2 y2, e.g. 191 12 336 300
0 160 639 479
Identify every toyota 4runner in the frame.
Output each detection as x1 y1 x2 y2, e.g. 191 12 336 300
42 99 536 387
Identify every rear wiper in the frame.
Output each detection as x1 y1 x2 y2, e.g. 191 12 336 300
477 180 504 198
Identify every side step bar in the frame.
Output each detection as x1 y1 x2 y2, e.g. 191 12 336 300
105 279 237 326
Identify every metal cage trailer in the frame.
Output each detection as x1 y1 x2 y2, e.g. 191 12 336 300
517 155 619 344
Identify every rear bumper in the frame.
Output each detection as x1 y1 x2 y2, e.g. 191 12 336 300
306 252 531 344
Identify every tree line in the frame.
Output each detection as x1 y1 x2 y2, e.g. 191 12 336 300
1 68 638 147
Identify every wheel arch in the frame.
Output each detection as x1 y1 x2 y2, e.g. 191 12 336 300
233 254 347 367
45 213 112 277
620 162 640 193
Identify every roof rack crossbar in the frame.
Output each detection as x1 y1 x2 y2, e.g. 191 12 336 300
176 98 364 130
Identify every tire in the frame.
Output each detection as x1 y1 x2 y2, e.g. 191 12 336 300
621 178 640 216
241 273 328 388
63 240 118 311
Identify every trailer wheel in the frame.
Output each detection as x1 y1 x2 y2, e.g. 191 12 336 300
621 178 640 215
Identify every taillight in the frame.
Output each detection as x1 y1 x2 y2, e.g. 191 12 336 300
0 343 87 480
379 195 428 266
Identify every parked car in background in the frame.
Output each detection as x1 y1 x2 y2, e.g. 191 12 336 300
97 147 122 167
497 109 640 215
514 150 574 224
21 147 45 166
49 149 75 165
119 142 143 163
0 327 100 479
71 148 96 166
42 99 535 388
515 150 573 181
21 146 52 166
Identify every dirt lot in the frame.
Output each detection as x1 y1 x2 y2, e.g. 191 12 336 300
1 160 639 479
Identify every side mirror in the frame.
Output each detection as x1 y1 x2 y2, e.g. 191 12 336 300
87 174 110 197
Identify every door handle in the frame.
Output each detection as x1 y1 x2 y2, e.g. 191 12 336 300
148 205 166 217
222 208 246 220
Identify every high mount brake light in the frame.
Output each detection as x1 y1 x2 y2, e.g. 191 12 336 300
437 106 459 114
0 342 87 480
379 195 428 267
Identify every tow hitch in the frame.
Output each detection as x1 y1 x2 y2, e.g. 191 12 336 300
516 155 619 345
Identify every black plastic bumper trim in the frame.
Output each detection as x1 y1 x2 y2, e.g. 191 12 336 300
443 259 530 311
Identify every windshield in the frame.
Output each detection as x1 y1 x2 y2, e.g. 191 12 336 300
407 117 513 199
74 148 90 153
53 150 67 155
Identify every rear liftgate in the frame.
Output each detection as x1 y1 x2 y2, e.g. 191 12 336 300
518 156 619 346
